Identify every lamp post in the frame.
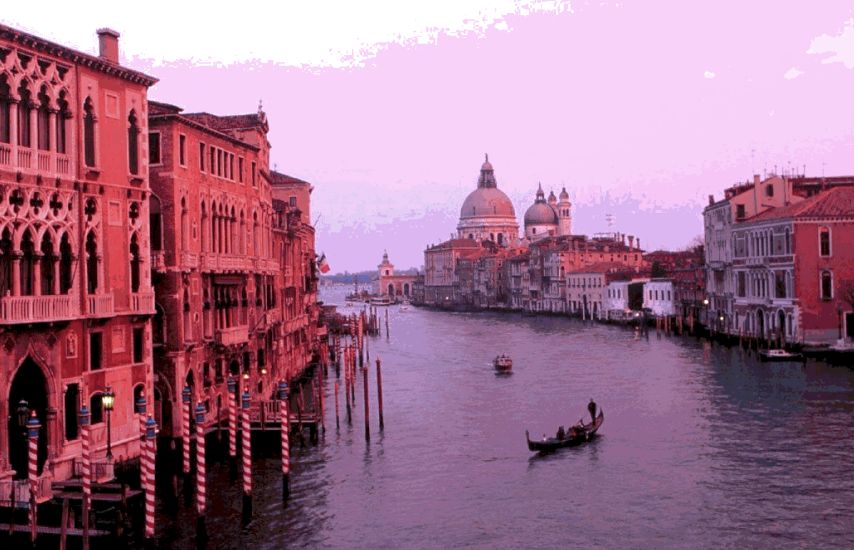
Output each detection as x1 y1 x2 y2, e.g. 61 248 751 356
838 303 844 341
102 386 115 459
17 399 30 436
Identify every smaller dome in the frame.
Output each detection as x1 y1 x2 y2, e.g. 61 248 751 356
559 187 569 200
524 202 558 226
548 190 557 204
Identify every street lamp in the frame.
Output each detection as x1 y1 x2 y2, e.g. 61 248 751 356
102 386 115 459
838 303 844 340
16 400 30 435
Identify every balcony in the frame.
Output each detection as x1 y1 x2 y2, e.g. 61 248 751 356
0 474 53 506
0 143 73 178
201 253 251 272
215 325 249 346
87 292 114 317
181 251 199 269
152 251 166 272
130 291 156 315
0 294 80 324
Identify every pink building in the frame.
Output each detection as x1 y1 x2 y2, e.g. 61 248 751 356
0 26 157 482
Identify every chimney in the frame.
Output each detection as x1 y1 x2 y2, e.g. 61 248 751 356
628 235 634 250
97 28 120 64
753 174 760 187
636 237 641 251
708 194 714 205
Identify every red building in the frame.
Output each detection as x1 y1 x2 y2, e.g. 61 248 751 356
0 26 157 482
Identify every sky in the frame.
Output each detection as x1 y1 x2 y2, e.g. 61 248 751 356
5 1 854 271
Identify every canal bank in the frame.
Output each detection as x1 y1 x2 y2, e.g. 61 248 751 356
152 286 854 548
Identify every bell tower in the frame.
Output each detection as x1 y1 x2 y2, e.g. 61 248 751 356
558 187 572 236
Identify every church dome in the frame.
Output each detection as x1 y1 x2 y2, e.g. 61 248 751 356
559 187 569 200
460 187 516 219
524 201 558 225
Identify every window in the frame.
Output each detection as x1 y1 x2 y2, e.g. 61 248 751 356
86 232 98 293
819 227 831 257
238 157 244 182
133 327 145 363
820 271 832 300
149 132 161 164
199 143 206 171
210 147 216 175
289 196 297 208
130 233 141 292
251 161 256 186
737 272 746 297
90 393 104 424
84 98 96 166
37 86 50 151
775 271 786 299
56 93 69 154
17 82 31 147
765 184 774 197
128 110 140 175
0 76 10 143
89 332 103 371
65 384 79 441
179 134 186 166
736 204 745 220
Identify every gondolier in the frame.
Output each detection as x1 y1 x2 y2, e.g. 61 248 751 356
588 399 597 422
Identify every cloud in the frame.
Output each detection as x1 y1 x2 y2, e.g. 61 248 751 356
783 67 803 80
704 70 716 79
808 19 854 68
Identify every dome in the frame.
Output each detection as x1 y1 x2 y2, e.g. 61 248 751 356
559 187 569 200
524 201 559 226
460 187 516 219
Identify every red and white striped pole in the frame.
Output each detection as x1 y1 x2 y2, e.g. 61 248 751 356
227 376 238 480
79 406 91 550
194 403 208 544
27 411 40 545
135 394 147 479
144 416 157 540
182 386 192 476
277 381 290 503
241 390 252 526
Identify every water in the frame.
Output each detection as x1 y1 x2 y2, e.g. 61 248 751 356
157 287 854 548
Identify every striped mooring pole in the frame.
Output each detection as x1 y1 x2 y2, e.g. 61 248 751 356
227 376 238 480
28 411 40 545
182 386 192 476
144 416 157 540
79 406 91 550
241 390 253 526
278 380 290 503
194 403 208 544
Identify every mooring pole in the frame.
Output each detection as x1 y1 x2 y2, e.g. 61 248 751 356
376 358 385 431
194 404 208 546
28 412 40 545
144 416 157 541
79 406 91 550
334 381 340 430
362 364 370 441
241 391 253 526
227 377 238 481
182 386 193 505
278 381 290 503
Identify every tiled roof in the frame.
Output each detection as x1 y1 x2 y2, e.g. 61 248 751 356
270 171 310 186
182 112 266 131
748 186 854 222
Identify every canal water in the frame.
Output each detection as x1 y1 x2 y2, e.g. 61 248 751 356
157 286 854 549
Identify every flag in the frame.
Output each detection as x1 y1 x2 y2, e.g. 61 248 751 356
318 253 330 274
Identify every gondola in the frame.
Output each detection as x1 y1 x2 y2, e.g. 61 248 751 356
526 410 604 452
493 354 513 373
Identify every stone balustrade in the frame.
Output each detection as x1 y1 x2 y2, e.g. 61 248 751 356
87 292 115 317
215 325 249 346
131 291 156 314
0 143 73 178
0 294 79 324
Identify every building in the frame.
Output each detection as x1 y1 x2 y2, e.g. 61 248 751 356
567 263 636 320
375 251 418 300
730 186 854 346
523 184 572 241
456 155 519 246
0 26 157 482
422 238 482 306
643 280 675 317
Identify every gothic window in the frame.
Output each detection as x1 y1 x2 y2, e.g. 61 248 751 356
64 384 79 441
40 233 56 295
0 229 12 294
130 233 141 292
89 392 104 423
820 270 832 300
784 228 791 254
0 75 10 143
128 110 140 175
37 86 50 151
56 91 69 154
85 232 98 294
183 288 192 341
83 97 96 167
17 82 32 147
151 195 163 251
20 230 35 296
148 131 161 164
179 197 187 251
60 234 73 293
199 142 206 171
211 201 218 253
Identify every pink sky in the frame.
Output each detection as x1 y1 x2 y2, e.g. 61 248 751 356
5 1 854 271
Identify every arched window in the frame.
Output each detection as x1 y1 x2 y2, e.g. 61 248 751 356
211 201 218 253
83 97 96 167
0 75 11 143
130 233 141 292
183 288 192 341
20 230 35 296
37 86 50 151
128 110 140 175
85 232 98 294
200 201 208 253
784 227 791 254
56 91 69 154
17 82 32 147
40 232 55 295
0 228 13 294
151 195 163 252
90 393 104 424
497 233 504 245
59 234 73 293
819 227 831 257
820 270 832 300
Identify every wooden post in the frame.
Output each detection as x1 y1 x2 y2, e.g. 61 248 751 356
385 308 389 339
59 497 70 550
278 381 290 503
241 391 252 526
144 416 157 541
28 411 40 545
227 377 238 481
318 369 325 435
334 381 340 430
194 404 208 545
362 364 370 441
79 406 91 550
376 358 384 431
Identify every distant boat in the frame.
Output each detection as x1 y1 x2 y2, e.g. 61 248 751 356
526 410 604 453
493 354 513 373
759 349 803 362
371 296 392 306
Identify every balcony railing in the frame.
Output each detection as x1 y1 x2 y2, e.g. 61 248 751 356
0 144 74 178
201 254 252 272
131 291 156 314
0 143 11 166
0 294 79 324
72 457 115 483
181 251 199 269
215 325 249 346
152 251 166 272
87 292 115 317
0 474 53 507
17 148 32 169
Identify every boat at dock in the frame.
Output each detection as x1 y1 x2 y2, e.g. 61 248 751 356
526 410 604 452
758 349 804 362
371 296 393 306
493 354 513 373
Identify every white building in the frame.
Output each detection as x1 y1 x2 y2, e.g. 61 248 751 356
643 279 675 317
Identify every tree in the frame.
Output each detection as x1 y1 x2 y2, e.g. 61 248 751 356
651 261 667 278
